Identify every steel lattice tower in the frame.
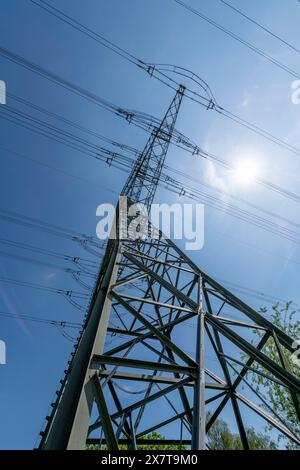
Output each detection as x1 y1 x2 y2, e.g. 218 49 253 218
39 86 300 450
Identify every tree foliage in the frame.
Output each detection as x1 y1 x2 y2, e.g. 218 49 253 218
87 431 187 450
245 302 300 449
207 413 276 450
88 424 276 450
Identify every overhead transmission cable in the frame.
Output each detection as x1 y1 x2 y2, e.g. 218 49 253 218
219 0 300 54
0 205 104 251
173 0 300 79
7 91 300 205
3 146 300 274
2 45 300 190
28 0 216 105
24 0 300 164
219 279 300 310
0 310 82 329
2 102 300 243
0 144 121 194
0 276 89 311
0 250 96 278
2 106 300 246
0 276 89 298
0 237 99 269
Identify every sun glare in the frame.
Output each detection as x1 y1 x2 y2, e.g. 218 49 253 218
233 159 260 184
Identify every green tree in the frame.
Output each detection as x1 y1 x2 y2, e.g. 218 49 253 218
245 302 300 449
207 413 276 450
135 432 187 450
87 431 187 450
88 425 275 450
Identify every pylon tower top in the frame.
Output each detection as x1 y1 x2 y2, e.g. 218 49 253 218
122 85 185 211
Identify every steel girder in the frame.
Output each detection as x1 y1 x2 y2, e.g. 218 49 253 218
38 86 300 450
39 232 300 450
121 85 185 211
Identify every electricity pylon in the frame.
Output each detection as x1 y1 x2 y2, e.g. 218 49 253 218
39 86 300 450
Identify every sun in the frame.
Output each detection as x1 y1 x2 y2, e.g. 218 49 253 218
233 159 260 184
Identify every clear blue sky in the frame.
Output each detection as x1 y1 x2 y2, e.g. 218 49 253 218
0 0 300 448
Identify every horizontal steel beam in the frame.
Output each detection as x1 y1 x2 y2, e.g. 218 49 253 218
113 294 193 313
98 370 228 389
122 249 195 274
107 328 143 337
91 355 196 375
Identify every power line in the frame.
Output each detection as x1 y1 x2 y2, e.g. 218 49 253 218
29 0 142 66
0 237 99 269
28 0 216 106
0 105 136 178
3 93 300 236
0 46 166 128
0 263 297 319
2 129 299 258
3 144 300 274
0 276 90 312
2 105 300 247
164 178 300 246
0 310 82 329
1 39 300 255
0 144 121 195
219 0 300 54
173 0 300 79
0 276 89 298
3 42 300 172
219 279 300 310
12 3 300 174
8 92 141 158
29 0 300 152
8 91 300 205
0 201 298 313
0 205 103 248
5 0 300 183
0 237 100 291
166 165 300 230
0 250 96 278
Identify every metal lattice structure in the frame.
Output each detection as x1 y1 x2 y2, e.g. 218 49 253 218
39 87 300 450
122 84 184 211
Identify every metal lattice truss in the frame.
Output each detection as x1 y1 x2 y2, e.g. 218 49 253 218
38 86 300 450
122 85 185 210
83 233 300 450
40 230 300 450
